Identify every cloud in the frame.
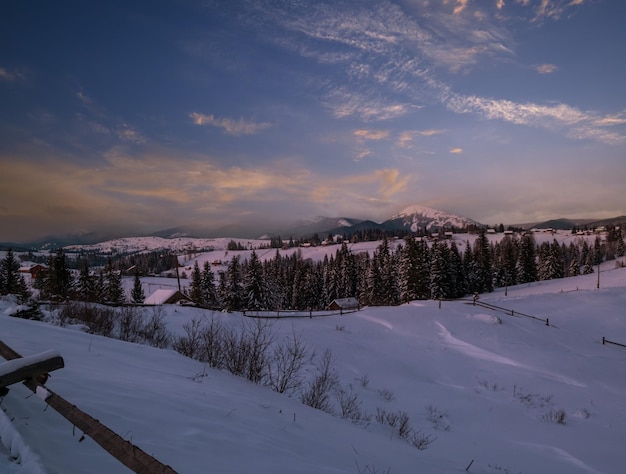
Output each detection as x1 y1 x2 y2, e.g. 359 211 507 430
514 0 587 22
396 129 445 148
446 93 626 144
449 147 463 154
354 129 390 140
453 0 470 15
535 63 558 74
0 67 26 83
115 125 146 144
190 112 271 135
323 88 410 121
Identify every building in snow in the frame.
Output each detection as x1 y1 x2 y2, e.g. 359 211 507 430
143 289 191 305
327 297 360 313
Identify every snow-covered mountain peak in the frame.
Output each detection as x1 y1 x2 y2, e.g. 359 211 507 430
388 204 477 231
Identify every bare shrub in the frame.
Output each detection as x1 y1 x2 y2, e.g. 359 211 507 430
408 430 437 450
375 407 436 450
377 388 395 401
337 387 368 423
222 319 274 383
267 330 311 394
173 318 204 359
356 373 370 388
117 306 144 342
355 463 391 474
300 349 339 414
198 315 225 368
541 408 567 424
56 301 116 336
425 404 450 431
141 306 171 348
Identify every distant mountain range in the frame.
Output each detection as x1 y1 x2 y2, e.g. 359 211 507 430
2 205 624 251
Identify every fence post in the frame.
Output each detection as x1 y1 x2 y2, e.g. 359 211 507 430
602 336 605 345
545 318 549 327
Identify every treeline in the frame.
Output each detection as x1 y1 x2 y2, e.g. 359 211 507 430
3 229 624 311
187 229 624 311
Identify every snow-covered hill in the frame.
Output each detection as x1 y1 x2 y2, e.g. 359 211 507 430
1 260 626 473
385 204 479 232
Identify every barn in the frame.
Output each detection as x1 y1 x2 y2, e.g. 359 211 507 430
144 289 191 305
327 297 360 312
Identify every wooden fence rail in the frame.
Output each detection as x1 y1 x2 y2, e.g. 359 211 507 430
463 299 552 326
0 340 177 474
602 337 626 349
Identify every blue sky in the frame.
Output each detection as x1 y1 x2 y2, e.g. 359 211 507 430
1 0 625 241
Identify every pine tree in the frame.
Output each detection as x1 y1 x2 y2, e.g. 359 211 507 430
223 256 244 311
0 249 21 295
201 262 218 308
76 259 97 302
538 239 564 280
448 240 466 298
39 249 73 301
15 274 31 304
429 241 450 300
104 261 125 305
616 230 625 257
131 270 145 304
473 230 493 293
593 236 603 265
188 262 204 305
567 243 581 277
245 251 266 310
516 234 537 284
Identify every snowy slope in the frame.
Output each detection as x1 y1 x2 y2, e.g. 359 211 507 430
386 204 479 231
1 264 625 473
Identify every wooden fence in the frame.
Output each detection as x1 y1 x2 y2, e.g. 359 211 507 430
0 340 177 474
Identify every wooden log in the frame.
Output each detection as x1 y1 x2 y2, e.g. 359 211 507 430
0 350 64 389
0 340 177 474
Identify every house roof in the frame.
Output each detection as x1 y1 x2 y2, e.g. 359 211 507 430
144 289 183 305
329 297 360 309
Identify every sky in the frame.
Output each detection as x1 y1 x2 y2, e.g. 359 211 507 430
1 0 625 242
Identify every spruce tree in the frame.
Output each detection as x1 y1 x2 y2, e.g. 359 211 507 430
188 262 204 305
104 261 125 305
0 249 21 295
76 259 97 302
201 262 218 308
40 249 73 301
429 241 450 300
516 234 537 284
473 230 493 293
245 251 266 310
131 270 145 304
223 255 244 311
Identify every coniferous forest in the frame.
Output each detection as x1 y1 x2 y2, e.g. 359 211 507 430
8 226 622 312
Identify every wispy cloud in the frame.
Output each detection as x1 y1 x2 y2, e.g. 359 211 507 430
513 0 587 22
323 88 410 121
190 112 271 136
453 0 470 15
446 93 626 143
396 129 445 148
0 66 26 83
449 147 463 154
535 63 558 74
354 129 390 140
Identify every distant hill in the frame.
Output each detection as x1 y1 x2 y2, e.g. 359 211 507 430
4 205 625 250
516 216 626 231
382 204 480 233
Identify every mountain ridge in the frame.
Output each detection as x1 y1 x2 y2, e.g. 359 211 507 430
3 206 625 249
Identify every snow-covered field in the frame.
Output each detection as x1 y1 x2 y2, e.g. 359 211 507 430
1 259 626 473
